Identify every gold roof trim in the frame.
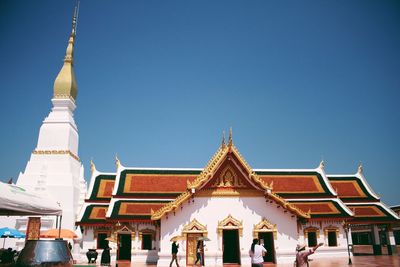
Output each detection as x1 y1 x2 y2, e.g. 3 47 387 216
217 214 243 236
151 140 310 220
151 191 191 220
182 218 208 234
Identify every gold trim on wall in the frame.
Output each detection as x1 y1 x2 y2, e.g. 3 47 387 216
33 149 80 162
217 214 243 236
139 228 156 241
253 218 278 240
304 226 320 239
182 218 208 236
323 225 339 237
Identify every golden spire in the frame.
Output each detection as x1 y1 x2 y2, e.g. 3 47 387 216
228 127 233 147
53 4 79 101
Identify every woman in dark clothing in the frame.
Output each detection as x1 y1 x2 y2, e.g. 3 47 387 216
100 241 111 266
169 241 180 267
194 240 205 266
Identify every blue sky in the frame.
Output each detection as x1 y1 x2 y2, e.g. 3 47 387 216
0 1 399 205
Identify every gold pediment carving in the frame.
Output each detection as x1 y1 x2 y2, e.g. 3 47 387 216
323 225 339 236
182 218 208 236
217 214 243 236
139 228 156 241
212 165 247 188
304 226 320 239
253 218 278 240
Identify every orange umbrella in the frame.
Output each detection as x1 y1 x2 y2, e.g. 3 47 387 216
40 229 77 239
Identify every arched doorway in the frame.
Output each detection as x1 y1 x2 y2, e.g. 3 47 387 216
182 218 208 265
218 215 243 265
114 224 135 261
253 218 277 263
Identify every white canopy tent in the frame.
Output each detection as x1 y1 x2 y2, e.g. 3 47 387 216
0 182 62 216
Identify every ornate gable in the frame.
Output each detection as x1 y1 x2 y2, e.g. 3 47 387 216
217 214 243 236
253 218 277 239
182 218 208 235
151 137 310 220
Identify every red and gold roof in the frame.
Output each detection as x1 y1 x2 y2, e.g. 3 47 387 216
76 140 398 226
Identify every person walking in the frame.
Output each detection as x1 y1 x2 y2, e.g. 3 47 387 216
169 241 180 267
100 242 111 266
295 242 323 267
194 240 205 266
249 238 267 267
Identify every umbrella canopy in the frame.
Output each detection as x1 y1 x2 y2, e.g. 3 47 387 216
40 229 77 239
0 227 26 248
0 227 26 238
197 236 211 241
170 235 184 242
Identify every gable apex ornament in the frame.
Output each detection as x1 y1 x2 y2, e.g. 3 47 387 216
228 127 233 147
115 154 121 169
221 131 226 148
357 162 363 174
90 158 96 174
318 160 325 170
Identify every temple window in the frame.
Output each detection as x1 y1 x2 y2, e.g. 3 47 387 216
139 228 156 250
304 227 319 247
323 226 339 247
307 231 318 247
394 230 400 245
142 233 152 250
97 232 109 249
327 231 337 246
351 232 372 245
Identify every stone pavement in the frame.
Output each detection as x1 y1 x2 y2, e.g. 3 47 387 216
76 255 400 267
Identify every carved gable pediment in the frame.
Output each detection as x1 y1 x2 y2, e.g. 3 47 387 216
182 218 208 235
253 218 277 239
217 214 243 236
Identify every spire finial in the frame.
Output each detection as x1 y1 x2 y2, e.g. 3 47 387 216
71 1 80 36
221 131 226 148
53 4 79 101
228 127 233 146
357 162 363 174
319 159 325 170
90 158 96 174
115 154 120 169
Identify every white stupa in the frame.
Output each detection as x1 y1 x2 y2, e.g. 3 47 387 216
11 8 86 234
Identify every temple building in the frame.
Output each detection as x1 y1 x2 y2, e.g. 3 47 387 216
76 132 399 265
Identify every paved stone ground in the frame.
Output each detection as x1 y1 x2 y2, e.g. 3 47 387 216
75 255 400 267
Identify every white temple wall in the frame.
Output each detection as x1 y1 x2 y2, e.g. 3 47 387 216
36 124 79 154
298 221 350 259
16 153 83 230
158 196 299 266
80 223 159 264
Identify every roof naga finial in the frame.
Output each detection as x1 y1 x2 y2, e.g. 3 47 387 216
115 154 120 169
357 162 363 174
228 127 233 147
318 159 325 170
90 158 96 174
221 131 226 148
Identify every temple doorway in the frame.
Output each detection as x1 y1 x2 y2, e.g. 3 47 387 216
258 232 275 263
118 233 132 261
186 233 202 265
223 229 240 264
